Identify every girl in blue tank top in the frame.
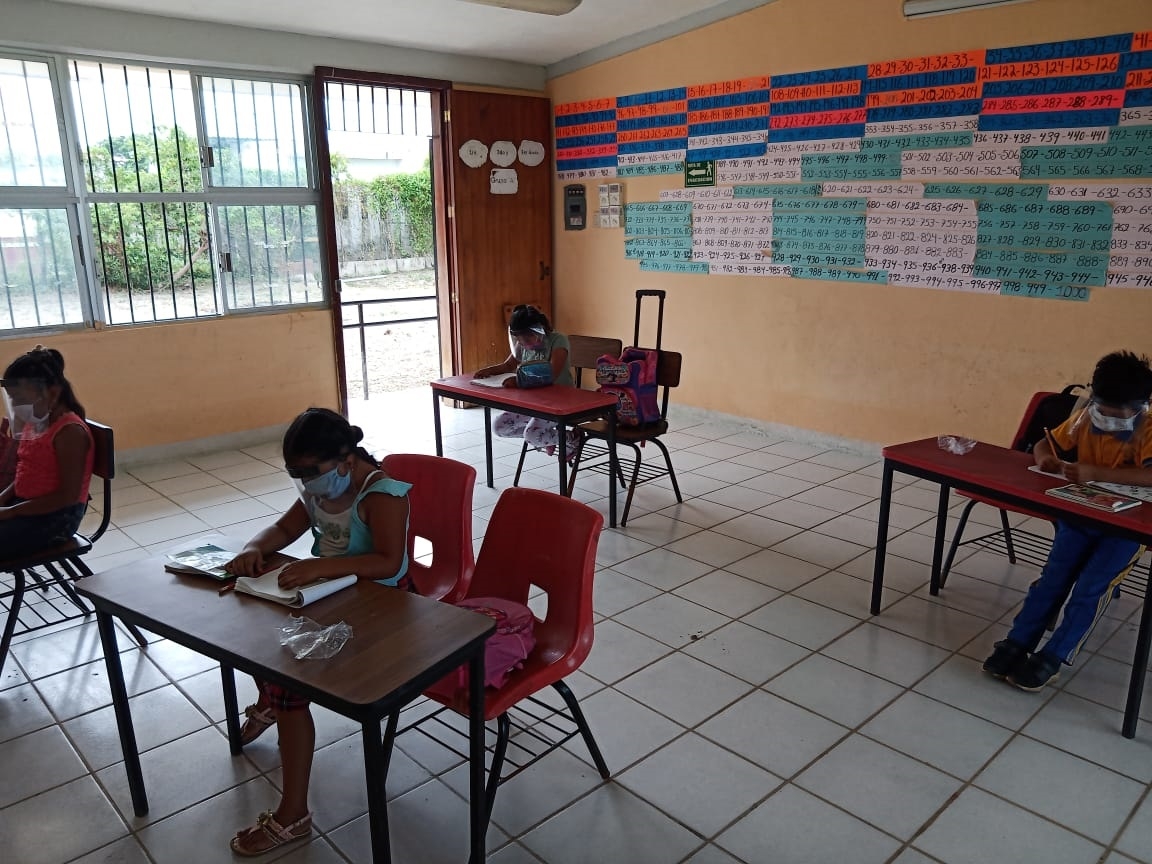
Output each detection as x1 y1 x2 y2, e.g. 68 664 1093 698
224 407 411 856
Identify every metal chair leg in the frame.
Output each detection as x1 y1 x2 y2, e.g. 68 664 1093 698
124 623 149 648
939 499 977 589
485 713 511 828
44 561 90 615
0 570 26 670
566 434 588 497
620 443 643 527
651 437 682 504
26 567 49 592
552 680 610 779
999 509 1017 564
379 712 401 782
513 441 530 487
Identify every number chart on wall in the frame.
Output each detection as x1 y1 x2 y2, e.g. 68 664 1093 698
554 31 1152 301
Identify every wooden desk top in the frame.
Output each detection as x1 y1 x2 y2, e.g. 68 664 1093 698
432 375 617 416
77 559 494 710
884 437 1152 536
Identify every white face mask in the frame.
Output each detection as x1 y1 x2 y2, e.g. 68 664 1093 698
1087 402 1143 434
10 403 49 434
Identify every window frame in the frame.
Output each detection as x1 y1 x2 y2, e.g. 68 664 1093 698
0 47 329 337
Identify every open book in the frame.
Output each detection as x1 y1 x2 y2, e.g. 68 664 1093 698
165 544 237 582
233 565 358 608
1027 465 1152 503
470 372 516 388
1044 483 1142 512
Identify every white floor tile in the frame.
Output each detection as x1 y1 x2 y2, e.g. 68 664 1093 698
579 620 672 685
1115 791 1152 862
771 531 867 570
0 725 88 808
561 687 683 772
793 570 900 619
611 547 714 591
665 530 759 569
717 784 900 864
914 787 1104 864
614 594 731 648
823 621 951 687
0 776 128 864
742 595 859 651
0 682 54 743
617 653 751 727
684 621 810 686
673 570 780 619
766 654 903 728
711 513 801 548
1022 692 1152 783
591 568 662 617
725 548 827 592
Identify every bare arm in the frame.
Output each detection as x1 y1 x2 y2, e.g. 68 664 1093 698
474 354 517 378
224 499 311 576
0 425 90 520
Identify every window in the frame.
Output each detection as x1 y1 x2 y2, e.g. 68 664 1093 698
0 51 323 334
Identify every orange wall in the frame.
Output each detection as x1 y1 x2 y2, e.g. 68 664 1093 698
2 311 338 451
548 0 1152 447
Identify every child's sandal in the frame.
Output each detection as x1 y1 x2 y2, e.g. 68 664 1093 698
238 703 276 745
230 810 312 857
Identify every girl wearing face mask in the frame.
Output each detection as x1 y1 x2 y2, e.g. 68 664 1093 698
983 350 1152 694
0 346 94 558
223 407 411 856
473 304 580 456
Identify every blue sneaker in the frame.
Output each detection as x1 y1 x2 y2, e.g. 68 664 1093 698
981 640 1028 680
1008 651 1062 692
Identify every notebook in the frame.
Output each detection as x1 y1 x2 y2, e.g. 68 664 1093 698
1027 466 1152 503
233 566 358 608
470 373 516 388
165 544 237 582
1044 483 1143 512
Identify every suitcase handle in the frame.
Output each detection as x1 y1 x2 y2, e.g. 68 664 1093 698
636 290 666 299
633 289 666 350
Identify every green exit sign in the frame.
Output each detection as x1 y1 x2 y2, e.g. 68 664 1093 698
685 160 715 188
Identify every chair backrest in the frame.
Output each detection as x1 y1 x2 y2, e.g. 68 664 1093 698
468 487 602 674
86 420 114 542
1010 386 1084 453
567 335 622 388
381 453 476 602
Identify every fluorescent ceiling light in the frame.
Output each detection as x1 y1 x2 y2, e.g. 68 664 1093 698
459 0 582 14
904 0 1035 17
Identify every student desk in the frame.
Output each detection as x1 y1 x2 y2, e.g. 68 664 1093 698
76 560 494 864
871 438 1152 738
431 375 620 527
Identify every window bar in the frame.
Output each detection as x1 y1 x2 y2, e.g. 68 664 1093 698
249 80 266 188
279 205 293 304
0 235 16 328
20 62 48 186
229 78 246 187
120 65 145 195
70 62 98 192
145 67 165 194
241 207 257 306
167 69 188 193
135 201 160 321
399 87 406 137
17 211 43 325
0 81 16 185
385 87 392 135
157 203 180 318
97 64 122 195
268 83 285 187
221 205 236 308
209 77 225 186
370 84 377 135
258 206 274 304
180 201 201 317
91 204 117 323
44 210 69 323
287 83 302 186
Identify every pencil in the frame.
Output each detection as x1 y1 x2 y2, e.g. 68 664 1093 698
1043 427 1061 459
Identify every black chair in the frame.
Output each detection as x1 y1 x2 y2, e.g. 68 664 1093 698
0 420 146 667
566 349 684 527
512 334 623 487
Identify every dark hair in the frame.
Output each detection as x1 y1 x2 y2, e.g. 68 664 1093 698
282 407 377 466
3 345 85 419
508 304 551 335
1091 351 1152 405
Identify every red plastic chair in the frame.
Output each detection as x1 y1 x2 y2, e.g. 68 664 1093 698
384 486 610 827
381 453 476 603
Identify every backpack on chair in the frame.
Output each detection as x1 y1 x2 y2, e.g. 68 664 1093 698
595 347 660 426
1018 384 1087 456
425 597 537 697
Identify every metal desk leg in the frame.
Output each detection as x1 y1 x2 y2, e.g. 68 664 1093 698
362 719 392 864
432 389 444 458
871 460 894 615
468 647 487 864
483 406 494 489
97 611 148 816
930 484 951 596
557 421 569 495
221 665 242 755
607 408 618 529
1123 589 1152 739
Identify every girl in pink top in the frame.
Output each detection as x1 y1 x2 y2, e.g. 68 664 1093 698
0 346 93 557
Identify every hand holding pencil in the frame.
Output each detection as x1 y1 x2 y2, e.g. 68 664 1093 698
1036 426 1066 474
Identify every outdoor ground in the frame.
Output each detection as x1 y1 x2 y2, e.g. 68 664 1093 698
339 267 441 396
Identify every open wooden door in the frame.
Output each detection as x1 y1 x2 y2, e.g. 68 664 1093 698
442 89 553 376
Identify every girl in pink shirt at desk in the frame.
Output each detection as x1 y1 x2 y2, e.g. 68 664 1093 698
0 346 93 557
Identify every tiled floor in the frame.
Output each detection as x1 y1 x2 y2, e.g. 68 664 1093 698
3 389 1152 864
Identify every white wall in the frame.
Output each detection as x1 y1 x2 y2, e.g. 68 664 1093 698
2 0 546 89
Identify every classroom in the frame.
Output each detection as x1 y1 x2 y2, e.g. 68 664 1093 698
2 0 1152 862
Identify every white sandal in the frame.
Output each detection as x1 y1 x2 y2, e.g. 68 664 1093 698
230 810 312 856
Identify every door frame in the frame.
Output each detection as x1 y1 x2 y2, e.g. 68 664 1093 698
313 68 453 415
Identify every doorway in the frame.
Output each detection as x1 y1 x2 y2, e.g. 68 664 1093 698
316 73 446 409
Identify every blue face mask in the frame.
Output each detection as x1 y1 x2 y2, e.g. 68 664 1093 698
302 466 352 500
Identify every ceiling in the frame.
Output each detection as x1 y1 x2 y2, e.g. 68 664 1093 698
51 0 756 67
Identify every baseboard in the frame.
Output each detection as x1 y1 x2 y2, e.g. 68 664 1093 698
117 423 289 467
669 404 882 458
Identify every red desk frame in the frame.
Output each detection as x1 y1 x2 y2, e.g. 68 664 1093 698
872 438 1152 739
430 376 620 528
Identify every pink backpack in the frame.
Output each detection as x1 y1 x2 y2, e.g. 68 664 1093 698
426 597 537 698
595 347 660 426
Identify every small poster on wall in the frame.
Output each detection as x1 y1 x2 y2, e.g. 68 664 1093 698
459 139 488 168
490 168 519 195
519 140 546 166
490 141 517 167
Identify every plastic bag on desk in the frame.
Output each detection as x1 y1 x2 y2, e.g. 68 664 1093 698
937 435 977 455
278 616 353 660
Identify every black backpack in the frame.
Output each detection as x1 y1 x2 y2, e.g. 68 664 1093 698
1018 384 1086 458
